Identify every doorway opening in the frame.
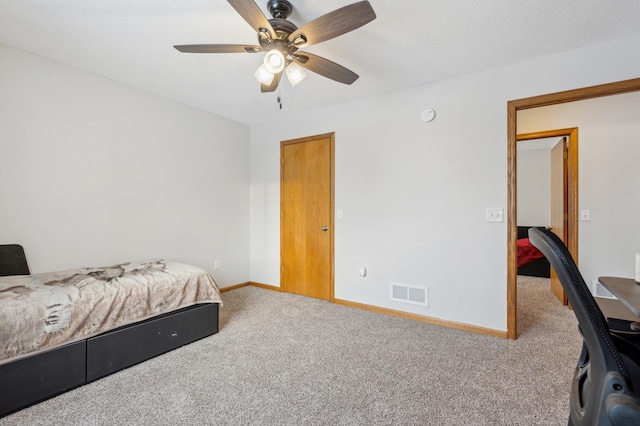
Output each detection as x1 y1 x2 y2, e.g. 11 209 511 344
506 78 640 339
517 129 578 310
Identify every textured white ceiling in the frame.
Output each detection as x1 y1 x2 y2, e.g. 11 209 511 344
2 0 640 125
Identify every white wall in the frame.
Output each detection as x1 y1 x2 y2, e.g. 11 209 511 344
5 31 638 331
517 147 551 227
518 91 640 291
249 34 640 331
0 44 251 287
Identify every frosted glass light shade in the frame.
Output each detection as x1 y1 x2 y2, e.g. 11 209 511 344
263 50 285 73
254 64 274 85
285 62 307 86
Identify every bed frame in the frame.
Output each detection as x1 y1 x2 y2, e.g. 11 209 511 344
0 245 219 418
517 226 551 278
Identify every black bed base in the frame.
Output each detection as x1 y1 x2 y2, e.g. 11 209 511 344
0 303 218 418
517 225 551 278
517 257 551 278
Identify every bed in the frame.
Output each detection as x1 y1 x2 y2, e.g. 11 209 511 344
0 247 221 418
517 226 551 278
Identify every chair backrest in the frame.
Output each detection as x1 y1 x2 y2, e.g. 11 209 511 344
528 227 640 425
0 244 30 277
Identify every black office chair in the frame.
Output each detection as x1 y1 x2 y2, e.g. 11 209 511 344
0 244 30 276
529 227 640 425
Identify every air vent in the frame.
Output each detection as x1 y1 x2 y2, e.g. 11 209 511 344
390 283 428 306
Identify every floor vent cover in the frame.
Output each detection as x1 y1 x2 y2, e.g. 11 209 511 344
390 283 428 306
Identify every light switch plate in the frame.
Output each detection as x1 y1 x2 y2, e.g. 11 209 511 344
581 210 590 221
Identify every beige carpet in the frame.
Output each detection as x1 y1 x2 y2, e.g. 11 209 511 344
1 275 581 425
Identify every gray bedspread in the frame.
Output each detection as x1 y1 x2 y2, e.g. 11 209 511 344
0 259 221 365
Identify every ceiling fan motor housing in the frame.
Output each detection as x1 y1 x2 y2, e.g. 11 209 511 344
266 0 298 44
261 0 299 56
268 18 297 36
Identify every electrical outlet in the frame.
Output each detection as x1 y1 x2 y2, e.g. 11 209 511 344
214 260 220 270
359 267 367 279
486 208 503 223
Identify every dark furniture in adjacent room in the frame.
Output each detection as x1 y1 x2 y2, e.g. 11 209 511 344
517 226 550 278
529 228 640 425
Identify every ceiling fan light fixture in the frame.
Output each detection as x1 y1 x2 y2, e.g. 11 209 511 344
285 61 307 86
263 49 285 73
254 64 275 85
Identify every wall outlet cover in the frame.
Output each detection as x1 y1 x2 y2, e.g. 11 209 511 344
486 208 504 223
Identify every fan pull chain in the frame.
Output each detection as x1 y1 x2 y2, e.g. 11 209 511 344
277 95 283 109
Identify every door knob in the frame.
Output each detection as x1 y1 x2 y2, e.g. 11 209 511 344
322 226 328 231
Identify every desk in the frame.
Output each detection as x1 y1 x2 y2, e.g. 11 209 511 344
598 276 640 318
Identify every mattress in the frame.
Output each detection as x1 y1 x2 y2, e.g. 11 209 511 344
0 259 221 365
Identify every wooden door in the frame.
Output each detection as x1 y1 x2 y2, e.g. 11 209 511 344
280 133 334 301
550 137 569 305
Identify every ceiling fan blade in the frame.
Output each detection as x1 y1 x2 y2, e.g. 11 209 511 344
227 0 275 38
174 44 261 53
261 71 282 93
294 52 358 85
288 1 376 48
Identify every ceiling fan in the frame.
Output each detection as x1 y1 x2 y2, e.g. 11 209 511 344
174 0 376 93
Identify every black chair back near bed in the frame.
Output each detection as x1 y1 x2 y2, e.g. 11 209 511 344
528 227 640 425
0 244 30 276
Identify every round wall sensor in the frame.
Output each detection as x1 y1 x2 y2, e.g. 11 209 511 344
421 108 436 122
